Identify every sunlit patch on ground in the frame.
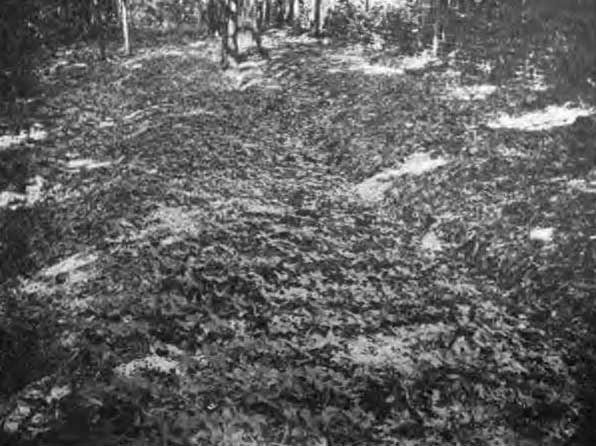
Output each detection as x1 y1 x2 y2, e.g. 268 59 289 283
0 176 44 209
98 118 115 128
41 251 97 278
20 251 98 297
446 84 497 101
420 230 443 254
158 234 184 246
114 344 207 378
178 107 221 118
494 144 531 159
568 176 596 193
0 126 47 150
115 354 183 377
221 60 281 91
354 152 449 202
397 50 442 72
41 182 82 203
529 226 555 244
148 205 203 234
487 103 595 131
64 158 114 171
351 62 405 76
327 52 405 76
342 323 455 376
45 59 88 76
344 304 571 384
327 47 443 76
135 199 288 246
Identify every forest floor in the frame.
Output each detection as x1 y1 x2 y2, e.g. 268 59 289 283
1 29 596 446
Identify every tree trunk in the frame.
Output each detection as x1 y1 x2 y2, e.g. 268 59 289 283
91 0 106 59
430 0 448 56
264 0 271 26
118 0 131 55
286 0 295 24
275 0 284 25
220 0 239 67
311 0 321 36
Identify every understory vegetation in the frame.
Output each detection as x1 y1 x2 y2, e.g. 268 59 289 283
1 1 596 445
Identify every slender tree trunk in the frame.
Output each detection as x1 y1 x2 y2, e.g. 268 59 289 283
264 0 271 26
118 0 131 55
297 0 305 29
220 0 228 66
286 0 295 24
91 0 106 59
430 0 448 56
256 0 265 25
220 0 239 67
229 0 239 56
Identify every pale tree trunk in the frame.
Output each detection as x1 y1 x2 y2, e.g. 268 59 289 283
286 0 296 24
431 20 440 56
220 0 239 67
431 0 447 57
228 0 239 57
118 0 131 55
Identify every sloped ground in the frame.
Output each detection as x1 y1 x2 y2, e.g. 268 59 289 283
1 30 596 446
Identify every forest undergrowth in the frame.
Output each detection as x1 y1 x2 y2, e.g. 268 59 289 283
1 28 596 446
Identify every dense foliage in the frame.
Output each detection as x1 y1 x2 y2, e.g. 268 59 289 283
1 1 596 446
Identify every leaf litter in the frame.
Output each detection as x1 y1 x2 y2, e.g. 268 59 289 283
1 29 594 446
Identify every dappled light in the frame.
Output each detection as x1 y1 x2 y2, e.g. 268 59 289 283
327 49 444 76
148 205 204 236
397 50 442 72
64 158 114 171
114 354 185 378
344 325 452 374
2 1 596 445
568 176 596 194
445 83 497 101
221 60 281 91
40 251 98 279
487 103 595 131
355 152 449 202
0 126 47 150
0 176 44 210
18 251 100 298
529 226 555 243
327 52 406 76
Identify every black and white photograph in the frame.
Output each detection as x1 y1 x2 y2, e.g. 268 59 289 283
1 0 595 445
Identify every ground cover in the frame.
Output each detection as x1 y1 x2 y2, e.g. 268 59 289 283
1 28 595 446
